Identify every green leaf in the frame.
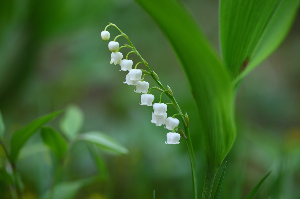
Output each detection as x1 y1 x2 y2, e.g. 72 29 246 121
0 167 13 184
245 171 272 199
41 177 98 199
60 105 84 140
213 161 227 199
10 111 62 163
87 144 107 177
0 111 5 138
40 126 67 159
79 131 128 154
220 0 300 80
135 0 236 172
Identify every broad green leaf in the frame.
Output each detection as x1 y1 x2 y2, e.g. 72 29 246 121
41 126 67 159
60 105 84 140
18 143 48 160
79 131 128 154
135 0 236 172
0 111 4 138
41 177 98 199
0 167 13 184
245 171 272 199
10 111 61 163
220 0 300 80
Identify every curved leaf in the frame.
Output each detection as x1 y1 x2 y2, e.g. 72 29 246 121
60 105 84 140
220 0 300 80
10 111 61 163
135 0 236 171
41 126 67 159
245 171 272 199
79 131 128 154
40 177 98 199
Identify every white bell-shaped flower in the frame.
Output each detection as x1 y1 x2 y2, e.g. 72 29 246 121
124 73 138 85
140 94 154 106
108 41 119 52
110 52 123 65
101 31 110 41
151 112 167 126
120 59 133 71
165 117 180 131
165 132 180 144
135 81 149 93
128 69 142 81
153 103 167 115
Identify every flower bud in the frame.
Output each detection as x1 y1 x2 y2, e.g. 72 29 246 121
108 41 119 52
140 94 154 106
110 52 123 65
165 117 180 131
120 59 133 71
151 113 167 126
101 31 110 41
153 103 167 115
135 81 149 93
165 132 180 144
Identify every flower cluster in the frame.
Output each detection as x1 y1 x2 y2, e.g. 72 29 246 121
101 28 181 144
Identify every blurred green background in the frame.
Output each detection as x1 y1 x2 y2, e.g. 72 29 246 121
0 0 300 198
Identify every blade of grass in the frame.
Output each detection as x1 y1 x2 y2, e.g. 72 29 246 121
213 161 227 199
245 171 272 199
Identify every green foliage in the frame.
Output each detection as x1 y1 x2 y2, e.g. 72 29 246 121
135 0 236 174
220 0 300 80
41 177 98 199
213 161 227 199
60 105 84 140
0 111 4 138
41 126 68 160
79 131 128 154
87 145 107 176
245 171 272 199
10 110 62 163
0 167 13 184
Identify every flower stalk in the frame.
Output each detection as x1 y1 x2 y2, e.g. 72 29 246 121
103 23 198 199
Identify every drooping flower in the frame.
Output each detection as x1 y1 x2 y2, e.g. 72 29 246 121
135 81 149 93
101 31 110 41
140 94 155 106
165 132 180 144
153 103 167 115
128 69 142 81
110 52 123 65
120 59 133 71
151 112 167 126
124 73 138 85
165 117 180 131
124 69 142 85
108 41 119 52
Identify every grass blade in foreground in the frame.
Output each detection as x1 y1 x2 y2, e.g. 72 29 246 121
135 0 236 198
245 171 272 199
212 161 227 199
220 0 300 80
10 110 62 163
